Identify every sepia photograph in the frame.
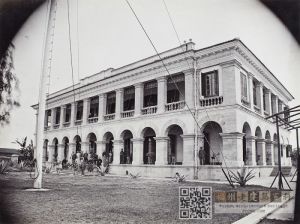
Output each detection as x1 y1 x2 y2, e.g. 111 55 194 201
0 0 299 223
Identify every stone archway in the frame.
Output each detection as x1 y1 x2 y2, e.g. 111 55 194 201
103 132 114 163
43 139 49 162
120 130 133 164
141 127 156 165
242 122 252 165
87 133 97 155
166 124 183 165
62 137 69 163
265 131 273 165
73 135 82 153
52 138 58 162
201 121 223 165
255 127 264 165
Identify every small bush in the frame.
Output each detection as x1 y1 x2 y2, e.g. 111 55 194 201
0 160 9 174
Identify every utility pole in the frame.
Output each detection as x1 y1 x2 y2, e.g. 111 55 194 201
34 0 57 188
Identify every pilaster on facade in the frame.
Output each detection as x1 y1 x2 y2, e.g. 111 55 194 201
82 98 90 125
272 94 279 115
256 138 266 166
57 144 64 162
154 137 169 165
81 142 89 154
51 108 56 130
220 132 244 167
131 138 144 165
134 83 143 117
184 70 195 110
60 105 66 127
157 76 167 114
70 102 76 127
248 72 254 111
115 89 124 120
112 140 123 165
181 134 195 166
265 89 272 116
96 141 106 158
246 136 257 166
48 145 54 162
98 94 105 123
258 82 264 116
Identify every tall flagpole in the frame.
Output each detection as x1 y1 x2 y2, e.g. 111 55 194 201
34 0 57 188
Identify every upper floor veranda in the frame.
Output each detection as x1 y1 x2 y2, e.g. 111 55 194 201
32 39 294 131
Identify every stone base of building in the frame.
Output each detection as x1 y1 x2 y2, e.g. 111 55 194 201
110 164 292 181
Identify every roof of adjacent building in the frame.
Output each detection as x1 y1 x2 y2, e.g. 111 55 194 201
0 148 21 155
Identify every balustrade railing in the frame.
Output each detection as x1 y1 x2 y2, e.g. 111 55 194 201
63 122 70 127
254 105 261 113
88 117 98 123
44 126 50 131
75 120 82 126
141 106 157 115
165 101 185 111
199 96 223 107
121 110 134 118
53 124 60 129
104 113 115 121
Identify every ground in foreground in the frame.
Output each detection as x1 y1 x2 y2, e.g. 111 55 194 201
0 171 270 224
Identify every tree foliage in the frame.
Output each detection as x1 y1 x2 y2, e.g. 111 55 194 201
0 43 20 125
15 136 34 163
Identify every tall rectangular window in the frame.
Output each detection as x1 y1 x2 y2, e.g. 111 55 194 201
106 92 116 114
45 110 51 127
144 80 157 107
253 81 257 106
89 96 99 117
263 89 266 111
65 104 71 122
123 86 135 111
76 101 83 120
201 71 219 97
240 73 248 101
55 107 60 124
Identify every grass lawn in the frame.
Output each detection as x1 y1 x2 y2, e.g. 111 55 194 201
0 171 270 224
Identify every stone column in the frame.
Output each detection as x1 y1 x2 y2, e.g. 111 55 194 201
154 137 168 165
57 144 64 162
265 140 272 165
134 83 143 117
112 140 123 165
96 141 106 159
82 98 90 125
81 142 89 154
60 105 66 127
98 94 105 123
258 82 264 115
184 70 195 110
265 89 272 116
273 142 279 165
48 145 54 162
182 134 195 166
220 133 245 167
115 89 123 120
272 95 278 115
246 136 257 166
157 76 167 114
70 102 76 127
51 108 56 130
256 139 266 166
132 138 144 165
248 73 254 111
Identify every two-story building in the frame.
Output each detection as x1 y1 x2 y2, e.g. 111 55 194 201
33 39 294 180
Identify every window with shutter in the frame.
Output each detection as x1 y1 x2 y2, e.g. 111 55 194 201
240 73 248 102
201 71 219 97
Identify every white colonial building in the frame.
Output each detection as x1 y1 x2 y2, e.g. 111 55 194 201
33 39 293 180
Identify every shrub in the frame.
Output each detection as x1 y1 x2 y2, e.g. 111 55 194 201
0 160 9 174
229 167 255 187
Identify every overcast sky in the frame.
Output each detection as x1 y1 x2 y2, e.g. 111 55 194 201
0 0 299 148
